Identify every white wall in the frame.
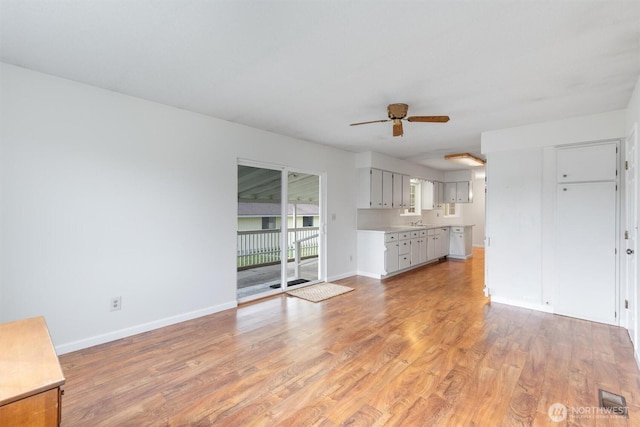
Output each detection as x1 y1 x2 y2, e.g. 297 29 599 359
625 75 640 364
481 110 626 312
0 63 357 353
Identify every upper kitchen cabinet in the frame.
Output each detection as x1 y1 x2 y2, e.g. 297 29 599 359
357 168 395 209
557 142 617 183
444 181 472 203
392 173 410 209
435 181 445 206
421 180 434 209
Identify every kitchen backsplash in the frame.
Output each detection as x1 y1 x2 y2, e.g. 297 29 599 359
357 207 465 229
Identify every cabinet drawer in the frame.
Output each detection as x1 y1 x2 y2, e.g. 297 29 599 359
385 233 399 243
451 227 464 233
399 254 411 269
411 230 420 238
420 229 427 237
399 231 411 240
398 240 410 254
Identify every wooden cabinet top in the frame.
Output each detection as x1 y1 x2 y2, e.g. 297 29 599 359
0 317 65 406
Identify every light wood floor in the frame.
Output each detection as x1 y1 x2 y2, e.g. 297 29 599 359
60 248 640 426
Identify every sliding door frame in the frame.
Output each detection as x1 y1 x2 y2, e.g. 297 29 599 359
237 158 325 303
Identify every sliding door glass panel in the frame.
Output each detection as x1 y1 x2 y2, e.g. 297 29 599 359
285 171 320 289
237 165 283 299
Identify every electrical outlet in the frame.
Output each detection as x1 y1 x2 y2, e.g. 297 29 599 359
110 296 122 311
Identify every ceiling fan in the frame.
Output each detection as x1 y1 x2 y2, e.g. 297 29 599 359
350 103 449 137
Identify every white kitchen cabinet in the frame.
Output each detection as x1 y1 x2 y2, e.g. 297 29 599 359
445 182 457 203
357 168 408 209
410 229 428 265
419 229 428 263
401 175 410 209
358 228 444 278
435 181 445 206
557 142 617 183
382 171 393 208
449 226 473 259
398 232 411 270
456 181 470 203
392 173 410 209
385 241 399 274
437 227 450 258
445 182 471 203
427 229 437 261
421 180 434 209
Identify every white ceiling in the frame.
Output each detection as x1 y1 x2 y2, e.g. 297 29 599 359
1 0 639 170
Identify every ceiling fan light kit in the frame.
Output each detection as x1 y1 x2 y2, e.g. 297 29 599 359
350 103 449 137
444 153 486 167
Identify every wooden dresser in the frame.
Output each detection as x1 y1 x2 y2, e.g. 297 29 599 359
0 317 65 426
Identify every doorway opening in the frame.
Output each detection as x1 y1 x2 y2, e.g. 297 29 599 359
237 162 322 301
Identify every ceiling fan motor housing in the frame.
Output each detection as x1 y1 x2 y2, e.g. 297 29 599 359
387 103 408 119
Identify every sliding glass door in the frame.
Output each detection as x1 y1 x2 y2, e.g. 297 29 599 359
237 162 321 301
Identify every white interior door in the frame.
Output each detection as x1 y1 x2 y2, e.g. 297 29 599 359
626 127 638 347
556 181 617 325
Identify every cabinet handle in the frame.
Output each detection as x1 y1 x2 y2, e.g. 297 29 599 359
563 174 567 178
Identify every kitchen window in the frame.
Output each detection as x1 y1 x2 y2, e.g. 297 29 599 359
443 203 459 217
402 179 421 215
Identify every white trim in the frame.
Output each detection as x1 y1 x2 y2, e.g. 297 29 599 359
327 272 357 282
55 301 237 354
490 296 554 314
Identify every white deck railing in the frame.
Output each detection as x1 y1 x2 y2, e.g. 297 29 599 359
237 227 319 269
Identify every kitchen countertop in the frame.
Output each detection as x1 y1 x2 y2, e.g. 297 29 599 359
358 224 474 233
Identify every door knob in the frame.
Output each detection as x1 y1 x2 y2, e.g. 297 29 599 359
627 249 635 255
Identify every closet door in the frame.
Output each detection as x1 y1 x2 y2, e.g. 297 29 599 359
555 181 617 324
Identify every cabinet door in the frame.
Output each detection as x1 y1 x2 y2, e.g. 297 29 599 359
401 175 411 209
410 238 421 265
419 237 428 263
557 142 617 182
421 180 434 209
392 173 402 208
438 228 450 257
445 182 457 203
370 169 383 208
427 233 437 260
450 231 465 256
382 170 393 208
456 181 470 203
556 181 616 324
385 242 399 274
436 182 445 205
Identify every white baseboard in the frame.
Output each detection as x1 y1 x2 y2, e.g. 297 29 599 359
55 301 238 355
490 296 554 314
355 270 382 279
327 271 357 282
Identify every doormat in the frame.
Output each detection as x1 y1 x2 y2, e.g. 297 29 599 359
286 282 354 303
270 278 309 289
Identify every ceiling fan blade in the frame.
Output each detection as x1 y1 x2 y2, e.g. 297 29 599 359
350 119 390 126
406 115 450 123
393 120 403 137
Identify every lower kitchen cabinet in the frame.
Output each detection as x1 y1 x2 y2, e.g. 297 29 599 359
449 226 473 259
357 227 453 278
